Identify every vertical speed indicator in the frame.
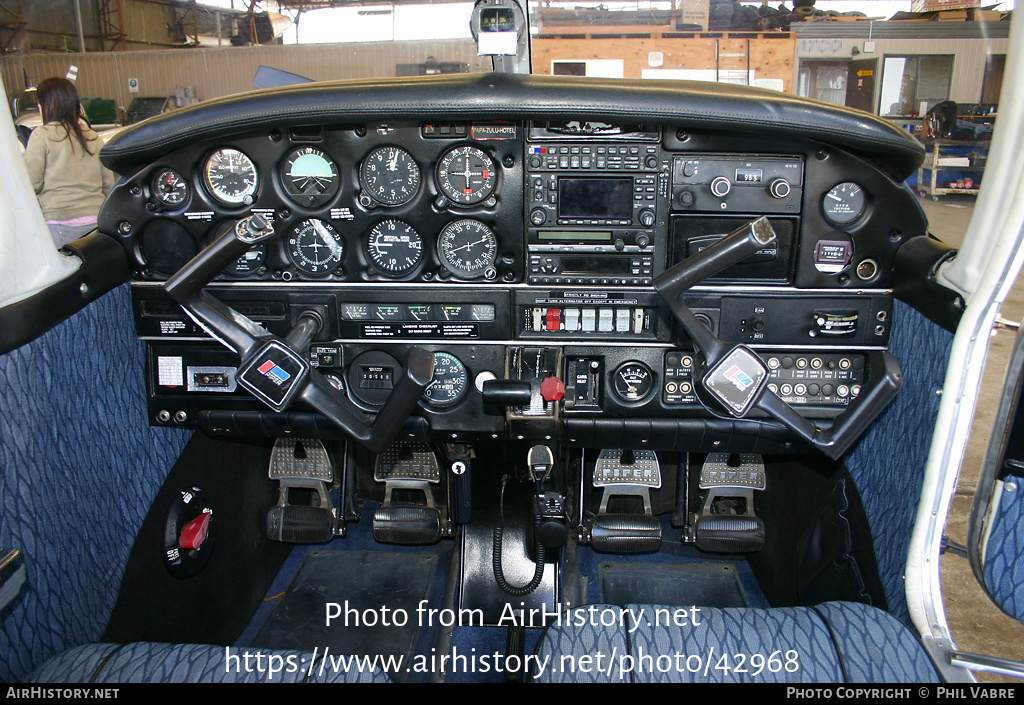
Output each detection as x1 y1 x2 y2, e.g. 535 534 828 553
366 219 423 275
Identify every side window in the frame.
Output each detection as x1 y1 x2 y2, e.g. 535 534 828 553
879 54 954 117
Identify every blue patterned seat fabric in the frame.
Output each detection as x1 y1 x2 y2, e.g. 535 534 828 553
534 602 938 683
27 642 391 683
983 480 1024 622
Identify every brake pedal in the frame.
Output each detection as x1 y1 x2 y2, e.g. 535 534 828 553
589 449 662 553
692 453 766 553
373 442 443 544
266 438 338 543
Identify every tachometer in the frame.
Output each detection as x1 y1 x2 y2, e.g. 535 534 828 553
436 145 497 205
359 146 420 206
151 168 189 208
422 352 469 408
281 146 340 208
286 218 345 275
822 182 867 226
438 219 497 279
203 148 259 206
366 219 423 275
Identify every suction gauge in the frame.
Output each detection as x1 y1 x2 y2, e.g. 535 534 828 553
823 182 867 225
281 147 340 208
437 145 497 205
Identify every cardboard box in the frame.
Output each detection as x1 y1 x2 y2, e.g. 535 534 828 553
912 0 980 10
677 0 709 31
968 9 1004 21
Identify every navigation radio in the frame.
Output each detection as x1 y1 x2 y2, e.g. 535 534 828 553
525 140 669 286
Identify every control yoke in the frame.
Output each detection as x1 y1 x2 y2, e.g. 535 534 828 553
653 216 902 460
164 215 435 453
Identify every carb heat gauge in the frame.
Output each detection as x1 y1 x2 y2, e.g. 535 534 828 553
422 352 469 408
281 147 340 208
286 218 345 275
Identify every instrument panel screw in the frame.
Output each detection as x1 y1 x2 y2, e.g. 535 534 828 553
502 155 514 168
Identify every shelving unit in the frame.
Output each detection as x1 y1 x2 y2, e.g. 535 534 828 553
917 138 990 200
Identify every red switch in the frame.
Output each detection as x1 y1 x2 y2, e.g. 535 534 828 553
546 308 561 331
541 376 566 402
179 511 212 550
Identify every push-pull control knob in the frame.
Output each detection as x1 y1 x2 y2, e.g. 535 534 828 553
769 178 791 199
710 176 731 198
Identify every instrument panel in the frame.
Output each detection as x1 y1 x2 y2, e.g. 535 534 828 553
101 112 928 450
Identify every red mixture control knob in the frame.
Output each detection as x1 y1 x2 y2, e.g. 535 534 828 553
540 376 566 402
179 511 212 550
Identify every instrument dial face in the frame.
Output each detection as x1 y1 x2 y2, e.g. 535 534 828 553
422 352 469 408
367 219 423 275
286 218 345 275
438 219 497 279
436 145 497 205
203 148 259 206
360 146 420 206
281 147 340 208
612 362 655 402
224 245 266 277
822 182 867 225
152 168 189 208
